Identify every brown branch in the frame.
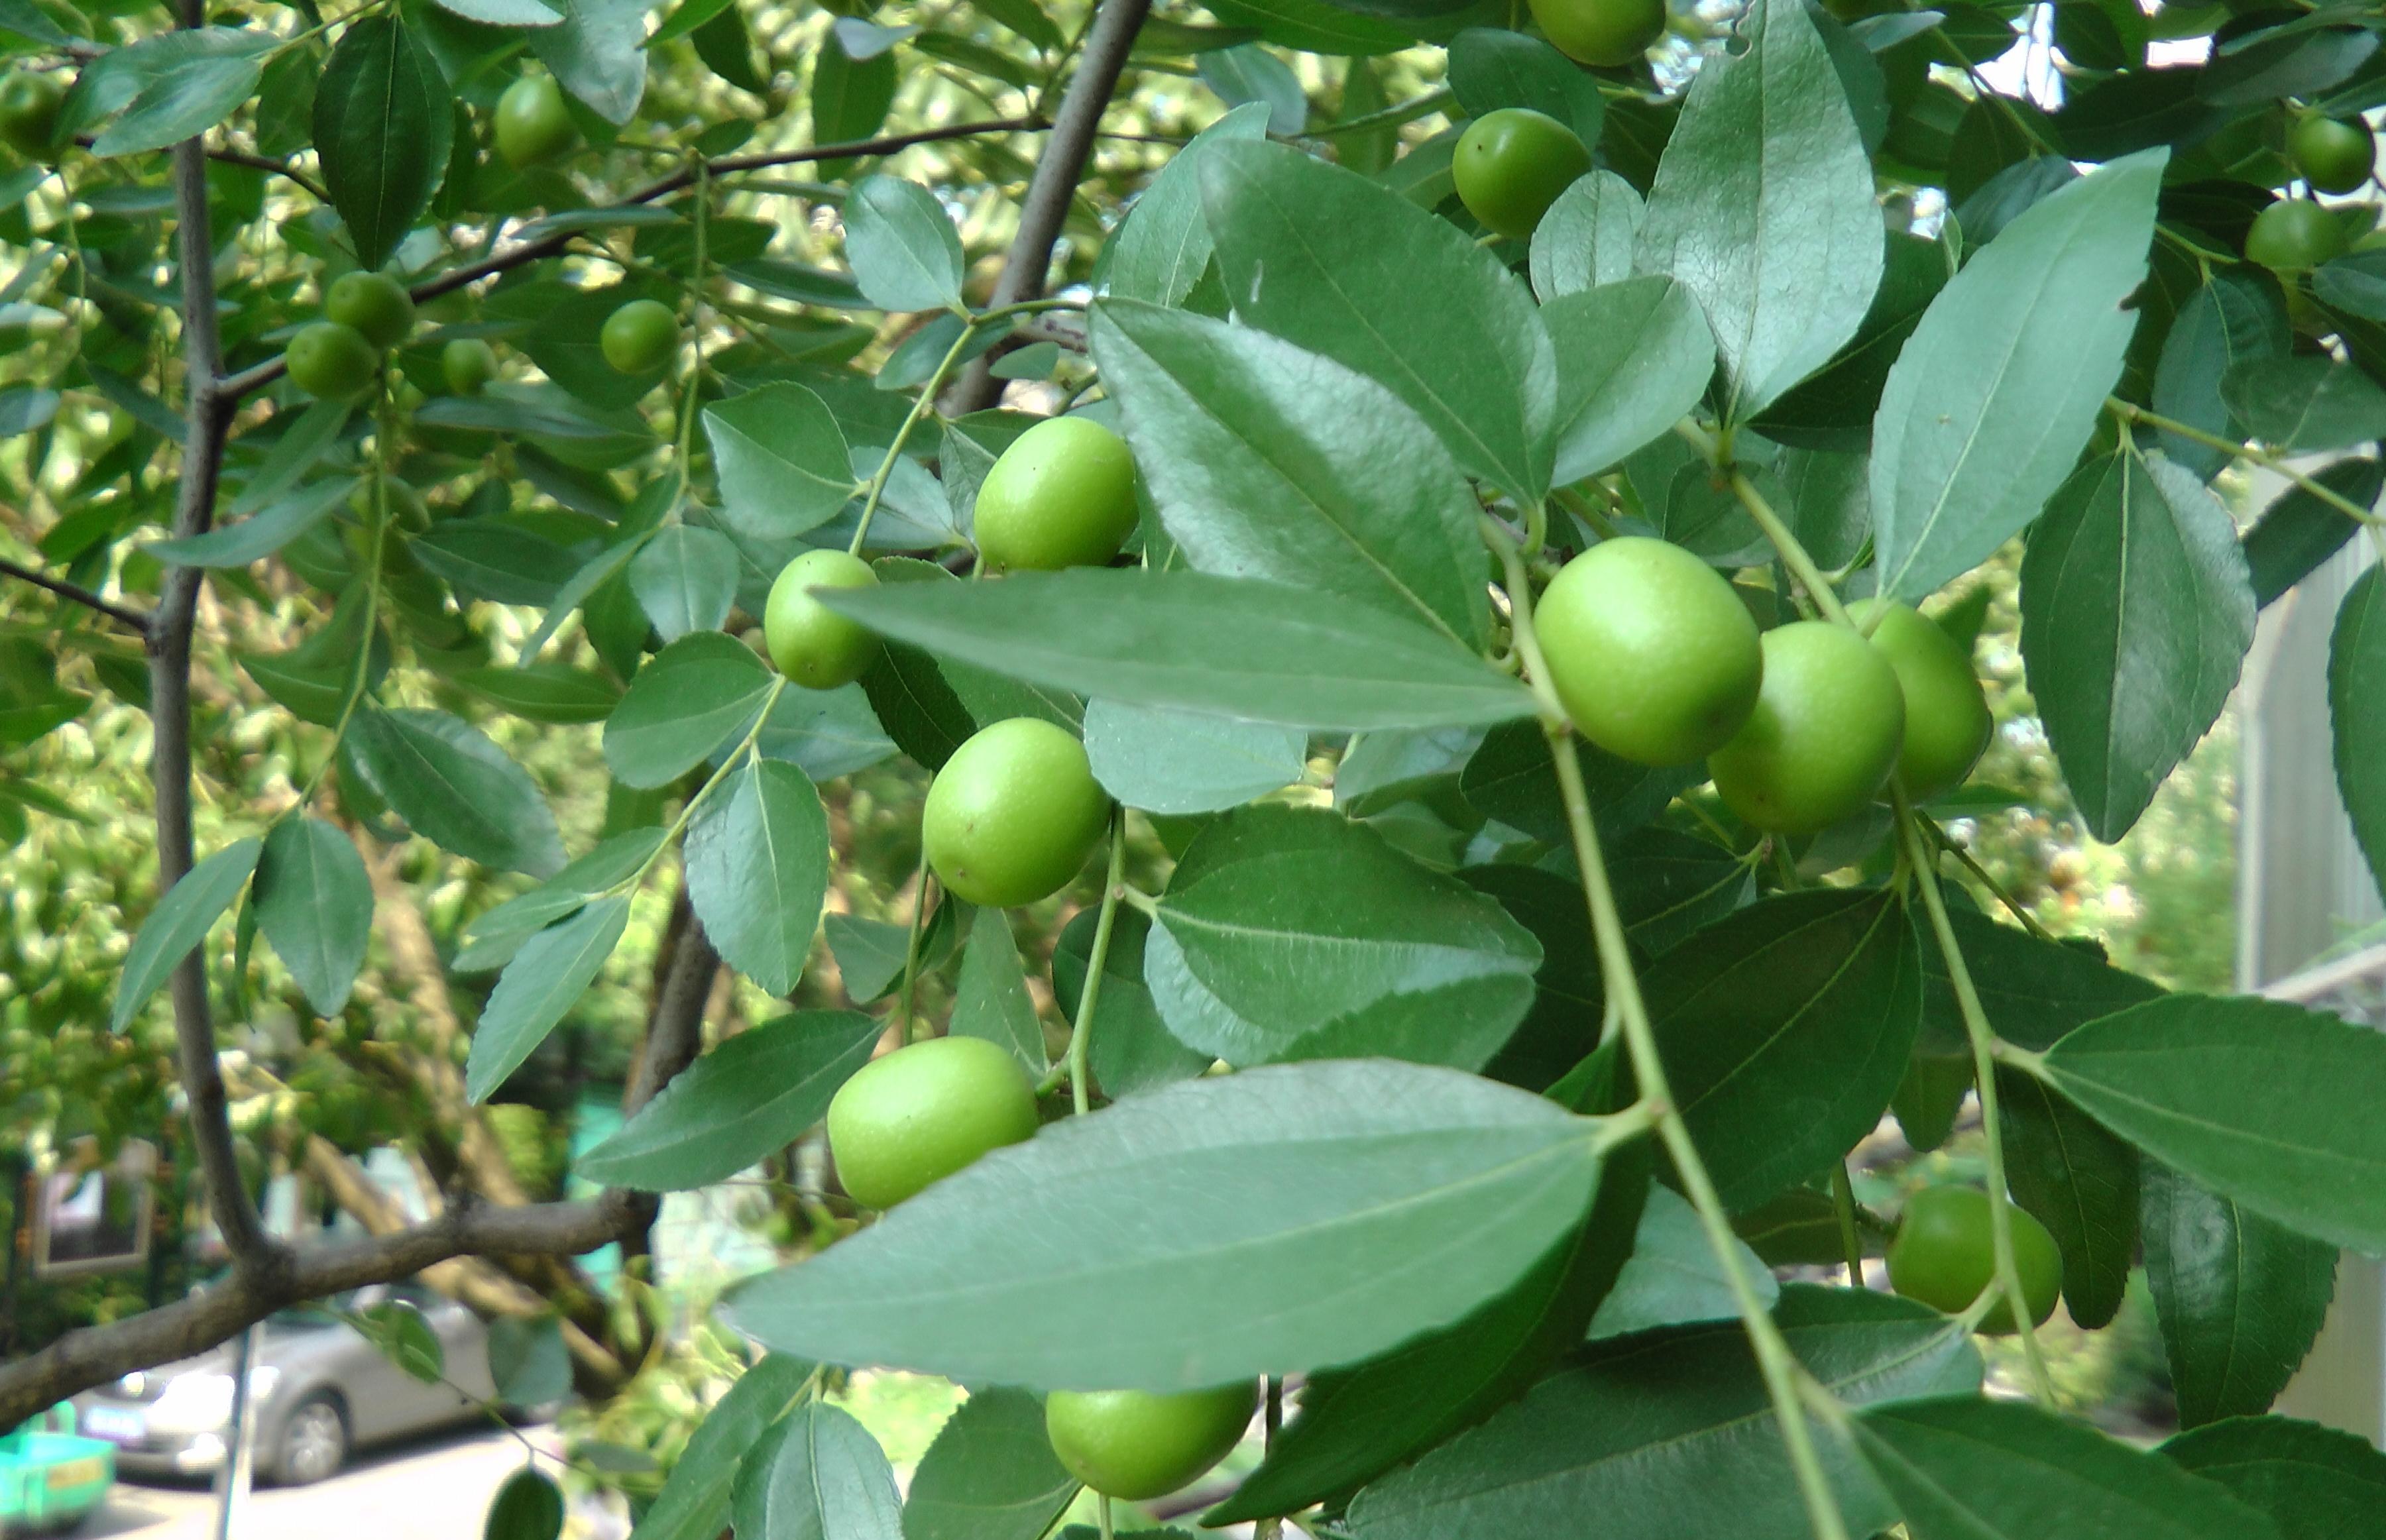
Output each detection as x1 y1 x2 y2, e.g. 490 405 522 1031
0 556 150 633
207 146 328 201
947 0 1151 412
214 115 1049 403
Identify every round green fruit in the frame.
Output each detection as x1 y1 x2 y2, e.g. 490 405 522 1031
1536 537 1764 767
0 72 64 160
1708 620 1905 836
284 321 379 400
2245 197 2346 272
972 415 1139 572
324 271 414 349
1453 108 1592 240
442 338 498 396
1849 599 1992 802
494 74 578 170
1526 0 1666 68
764 549 879 690
2291 115 2375 197
1887 1185 2063 1335
1045 1385 1259 1502
923 717 1111 908
600 298 679 374
824 1035 1039 1211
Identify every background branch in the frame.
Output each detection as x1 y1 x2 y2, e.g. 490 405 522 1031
0 557 150 633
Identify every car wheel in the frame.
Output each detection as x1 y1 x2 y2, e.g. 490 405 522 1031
272 1396 347 1486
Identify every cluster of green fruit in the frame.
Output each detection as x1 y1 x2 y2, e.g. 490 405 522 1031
1539 537 1992 834
284 272 418 400
2246 114 2378 273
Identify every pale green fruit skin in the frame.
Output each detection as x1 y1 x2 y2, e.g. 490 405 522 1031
1045 1384 1259 1501
1453 108 1592 239
284 321 379 400
325 272 415 349
1850 599 1992 802
1536 537 1764 767
973 415 1140 571
443 338 498 396
494 75 578 170
825 1036 1039 1211
1887 1185 2062 1335
2245 197 2346 272
2289 114 2375 197
1709 620 1905 836
1527 0 1666 67
765 549 878 689
600 299 679 374
923 718 1111 907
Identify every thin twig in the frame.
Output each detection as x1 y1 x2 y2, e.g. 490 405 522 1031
207 146 329 201
0 556 150 633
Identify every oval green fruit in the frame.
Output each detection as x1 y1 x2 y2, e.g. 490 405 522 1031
1849 599 1992 802
324 271 415 349
1536 537 1764 767
923 717 1111 907
600 299 679 375
973 415 1140 572
0 72 64 160
764 549 880 690
2290 115 2375 197
284 321 380 400
1045 1384 1259 1501
1708 620 1905 836
1453 108 1593 240
2245 197 2346 272
494 74 578 170
1527 0 1666 67
442 338 499 396
1887 1184 2063 1335
824 1035 1039 1211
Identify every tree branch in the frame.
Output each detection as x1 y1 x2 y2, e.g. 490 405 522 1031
205 146 328 201
0 557 150 633
946 0 1151 412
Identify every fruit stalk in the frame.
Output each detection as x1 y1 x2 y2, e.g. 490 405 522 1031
1065 812 1130 1117
2106 397 2383 527
1829 1162 1864 1287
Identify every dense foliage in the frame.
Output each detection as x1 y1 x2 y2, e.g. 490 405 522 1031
6 0 2386 1533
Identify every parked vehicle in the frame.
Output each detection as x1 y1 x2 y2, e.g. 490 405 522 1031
0 1404 115 1534
72 1282 499 1486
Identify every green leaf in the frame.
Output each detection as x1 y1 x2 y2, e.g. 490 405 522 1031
1606 825 1753 956
1052 907 1214 1099
457 664 622 726
1106 103 1271 308
629 1356 817 1540
854 560 1082 767
2019 447 2254 842
725 1060 1605 1390
1872 148 2165 602
753 683 895 781
1200 138 1556 499
1205 0 1408 54
2224 356 2386 453
1146 804 1540 1064
1463 865 1609 1093
705 384 856 541
486 1318 572 1409
2163 1415 2386 1538
253 816 372 1017
731 1402 901 1540
1642 887 1923 1213
901 1390 1079 1540
434 0 561 24
2332 564 2386 898
351 708 566 876
577 1011 881 1190
1080 699 1306 815
1460 718 1698 848
357 1299 445 1382
1587 1182 1779 1340
821 568 1534 732
1998 1067 2137 1331
844 176 965 313
2143 1161 2336 1429
144 476 355 568
2151 272 2289 480
604 632 776 791
2039 993 2386 1252
2246 459 2380 608
626 525 738 643
1916 907 2161 1054
112 838 262 1030
1754 232 1949 453
684 757 828 996
457 829 663 971
313 17 451 270
529 0 648 125
826 914 919 1003
466 895 631 1103
951 907 1049 1072
1529 170 1643 301
409 522 571 606
809 30 896 174
1092 299 1488 647
1446 27 1601 140
1544 277 1717 483
0 0 70 46
1853 1396 2281 1540
1633 0 1882 419
86 29 274 157
229 399 353 517
1347 1287 1980 1540
485 1465 563 1540
1196 44 1307 135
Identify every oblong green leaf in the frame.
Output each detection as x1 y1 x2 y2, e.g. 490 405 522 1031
901 1389 1080 1540
2163 1415 2386 1539
1080 698 1307 815
2223 357 2386 453
1998 1066 2137 1330
704 384 856 542
1529 170 1643 301
1052 907 1215 1100
466 895 631 1103
2245 459 2380 609
577 1011 881 1190
144 476 355 568
732 1401 901 1540
844 176 965 313
820 568 1535 732
2151 272 2289 480
628 1356 817 1540
724 1060 1605 1390
88 30 272 156
2143 1160 2336 1429
629 524 740 641
351 708 565 876
603 632 775 790
1104 102 1270 307
314 16 452 271
1587 1182 1779 1341
1544 276 1717 483
254 815 372 1017
950 907 1049 1073
684 757 829 996
112 838 262 1030
485 1469 564 1540
2331 564 2386 902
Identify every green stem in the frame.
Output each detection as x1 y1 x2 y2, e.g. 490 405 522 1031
1929 823 2055 942
1681 420 1856 627
894 842 934 1046
295 377 393 805
1830 1162 1865 1287
612 676 789 895
1311 85 1452 138
846 317 984 556
2108 397 2383 525
1486 515 1852 1540
1893 791 2058 1405
1065 812 1129 1117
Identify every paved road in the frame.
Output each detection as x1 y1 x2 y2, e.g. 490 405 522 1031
79 1426 553 1540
